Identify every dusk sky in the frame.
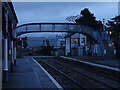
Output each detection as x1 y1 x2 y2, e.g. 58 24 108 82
13 2 118 26
13 2 118 37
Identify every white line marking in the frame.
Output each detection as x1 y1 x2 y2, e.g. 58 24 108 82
60 56 120 72
32 58 63 89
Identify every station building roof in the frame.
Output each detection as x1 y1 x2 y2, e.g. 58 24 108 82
8 2 18 23
2 1 18 24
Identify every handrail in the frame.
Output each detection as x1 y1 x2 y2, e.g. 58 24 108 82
104 31 116 56
97 31 105 49
16 24 97 42
96 31 106 56
17 23 79 28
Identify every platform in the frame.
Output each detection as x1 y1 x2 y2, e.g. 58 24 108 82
62 56 120 68
2 58 62 89
60 56 120 72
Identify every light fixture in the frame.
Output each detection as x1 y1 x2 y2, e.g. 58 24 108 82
109 31 112 35
112 43 114 45
108 43 112 47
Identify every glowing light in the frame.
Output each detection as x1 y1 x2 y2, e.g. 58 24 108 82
108 43 112 47
109 31 112 35
81 38 85 43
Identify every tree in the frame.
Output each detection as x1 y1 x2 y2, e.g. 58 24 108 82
66 15 80 23
75 8 102 30
40 46 55 56
106 16 120 43
106 15 120 58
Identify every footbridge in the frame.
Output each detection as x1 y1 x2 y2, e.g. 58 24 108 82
16 23 96 39
16 23 116 59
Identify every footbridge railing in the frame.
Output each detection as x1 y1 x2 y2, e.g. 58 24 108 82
16 23 79 36
102 31 116 59
16 23 113 58
16 23 96 39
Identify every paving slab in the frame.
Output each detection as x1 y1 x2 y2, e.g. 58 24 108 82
2 58 61 89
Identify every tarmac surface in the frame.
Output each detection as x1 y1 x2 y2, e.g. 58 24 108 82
2 55 120 89
2 57 61 89
66 56 120 68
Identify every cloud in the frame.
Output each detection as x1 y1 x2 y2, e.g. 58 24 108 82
13 2 118 26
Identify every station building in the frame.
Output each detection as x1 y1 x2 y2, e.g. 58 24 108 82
0 1 18 82
65 33 102 56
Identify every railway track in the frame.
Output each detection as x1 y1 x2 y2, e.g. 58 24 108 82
35 58 120 88
57 57 120 83
48 58 120 87
38 60 83 88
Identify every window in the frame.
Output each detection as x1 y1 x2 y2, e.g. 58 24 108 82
81 38 85 43
71 38 79 43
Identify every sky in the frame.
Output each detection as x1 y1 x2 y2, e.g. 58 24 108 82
13 2 118 26
12 2 118 37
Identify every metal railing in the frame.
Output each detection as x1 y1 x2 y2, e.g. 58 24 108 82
16 23 109 57
96 31 106 56
16 23 95 39
16 23 80 36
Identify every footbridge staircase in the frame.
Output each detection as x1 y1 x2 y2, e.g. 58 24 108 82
16 23 116 59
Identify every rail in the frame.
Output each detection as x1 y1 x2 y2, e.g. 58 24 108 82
16 23 96 41
96 31 106 56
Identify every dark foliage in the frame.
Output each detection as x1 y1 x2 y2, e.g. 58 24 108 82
106 15 120 58
39 46 55 55
75 8 103 31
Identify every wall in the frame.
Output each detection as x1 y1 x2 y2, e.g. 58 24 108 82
0 2 2 89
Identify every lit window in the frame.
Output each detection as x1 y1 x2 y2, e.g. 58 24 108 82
87 48 89 50
108 43 112 47
71 38 79 43
109 31 112 35
81 38 85 43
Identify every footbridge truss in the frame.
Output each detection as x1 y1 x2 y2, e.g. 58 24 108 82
16 23 116 59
